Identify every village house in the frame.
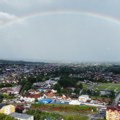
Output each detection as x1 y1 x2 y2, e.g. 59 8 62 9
100 90 112 96
78 95 91 102
0 103 15 115
106 106 120 120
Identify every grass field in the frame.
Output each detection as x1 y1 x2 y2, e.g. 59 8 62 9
63 114 88 120
83 83 120 91
94 83 120 91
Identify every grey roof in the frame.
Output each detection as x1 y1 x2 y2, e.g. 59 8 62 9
0 103 8 109
10 112 33 119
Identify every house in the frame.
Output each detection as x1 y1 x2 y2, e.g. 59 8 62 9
28 89 40 94
44 92 55 98
45 80 57 86
69 100 81 105
33 82 46 88
0 85 21 95
15 105 24 113
10 112 34 120
38 99 52 104
78 95 91 102
22 92 42 103
20 96 35 103
106 106 120 120
100 90 112 96
0 104 15 115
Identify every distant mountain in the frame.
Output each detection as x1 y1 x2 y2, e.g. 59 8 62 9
0 59 46 65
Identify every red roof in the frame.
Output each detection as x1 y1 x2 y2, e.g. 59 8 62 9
107 106 120 111
28 94 41 98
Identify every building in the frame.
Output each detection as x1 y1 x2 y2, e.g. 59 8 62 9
78 95 90 102
69 100 81 105
100 90 112 96
106 106 120 120
38 99 52 104
10 112 34 120
0 104 15 115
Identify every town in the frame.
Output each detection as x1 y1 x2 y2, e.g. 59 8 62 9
0 60 119 120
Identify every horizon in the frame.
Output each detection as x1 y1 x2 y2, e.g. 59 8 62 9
0 59 120 65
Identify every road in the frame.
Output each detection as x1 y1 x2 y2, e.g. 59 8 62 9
112 93 120 106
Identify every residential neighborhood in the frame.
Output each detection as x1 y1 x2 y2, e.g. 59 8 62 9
0 61 119 120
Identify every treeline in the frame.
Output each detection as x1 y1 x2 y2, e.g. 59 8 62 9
0 60 45 65
104 65 120 74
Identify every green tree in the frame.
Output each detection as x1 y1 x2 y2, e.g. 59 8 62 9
76 83 83 89
26 110 62 120
58 78 76 88
74 89 79 95
53 83 61 93
87 90 92 95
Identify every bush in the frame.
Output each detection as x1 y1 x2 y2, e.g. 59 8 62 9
63 114 88 120
0 113 16 120
26 110 62 120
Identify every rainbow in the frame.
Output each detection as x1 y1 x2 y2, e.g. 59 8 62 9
1 10 120 27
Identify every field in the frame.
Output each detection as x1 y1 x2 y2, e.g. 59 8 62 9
32 104 97 114
83 83 120 91
63 114 88 120
31 104 95 120
94 83 120 91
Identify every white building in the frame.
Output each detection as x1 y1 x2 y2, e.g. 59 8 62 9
78 95 91 102
20 97 35 103
69 100 81 105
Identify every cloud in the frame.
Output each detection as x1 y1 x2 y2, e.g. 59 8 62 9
0 0 54 8
0 0 30 8
0 12 17 25
0 13 120 62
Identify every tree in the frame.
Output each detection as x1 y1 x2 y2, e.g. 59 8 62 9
0 94 4 103
26 110 62 120
19 79 27 85
53 83 61 93
76 83 83 89
58 78 76 88
87 90 92 95
74 83 83 95
74 88 80 95
109 91 115 98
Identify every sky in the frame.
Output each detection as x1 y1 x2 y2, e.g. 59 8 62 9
0 0 120 63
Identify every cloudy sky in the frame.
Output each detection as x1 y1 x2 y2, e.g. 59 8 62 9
0 0 120 63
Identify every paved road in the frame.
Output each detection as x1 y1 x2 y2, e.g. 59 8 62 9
112 93 120 106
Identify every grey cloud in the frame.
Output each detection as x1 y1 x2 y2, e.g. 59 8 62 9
0 14 120 62
0 0 55 8
0 0 120 19
0 12 17 25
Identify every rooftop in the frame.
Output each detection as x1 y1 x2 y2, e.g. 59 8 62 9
10 112 33 119
107 106 120 111
0 103 8 109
